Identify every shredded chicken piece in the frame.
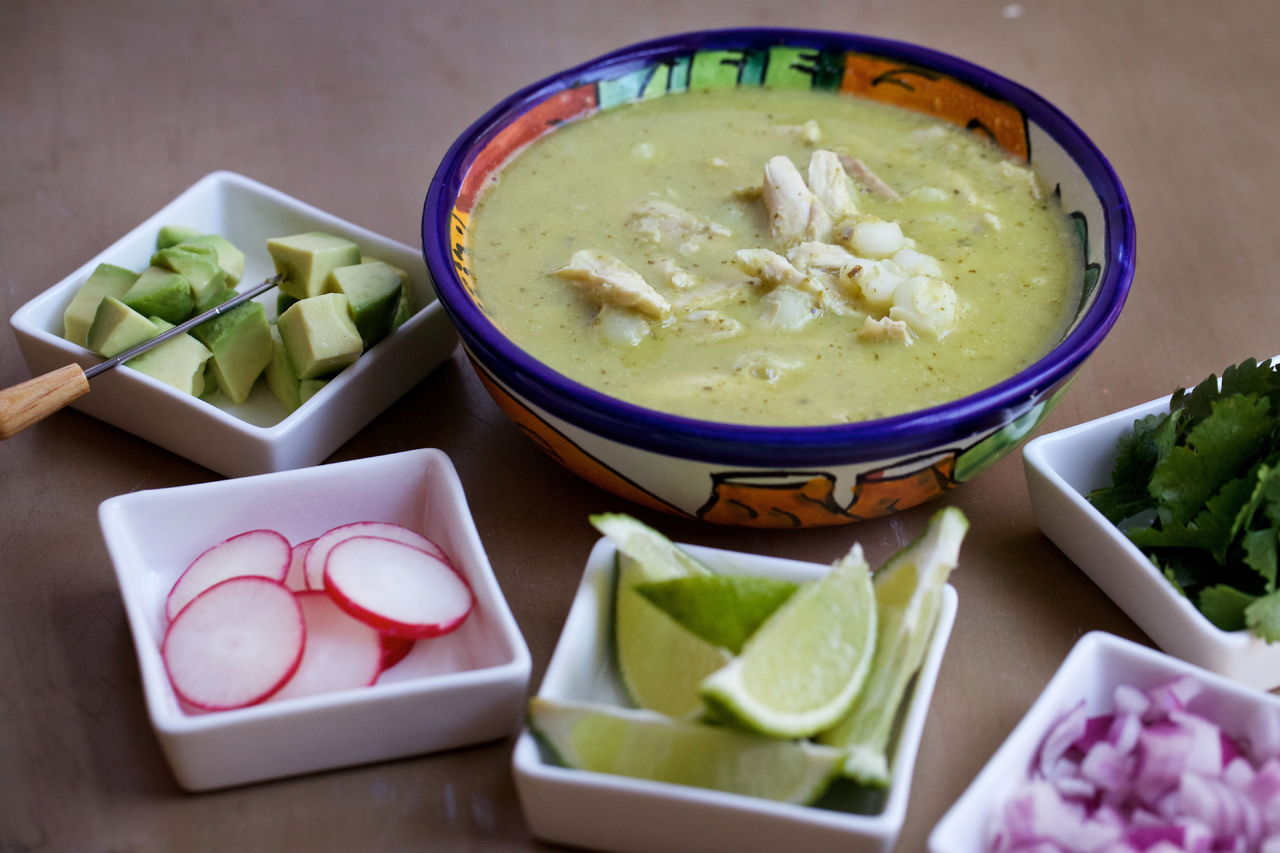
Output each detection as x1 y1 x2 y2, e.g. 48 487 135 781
670 278 758 313
807 150 860 220
766 119 823 144
628 199 732 255
732 248 807 289
656 258 699 289
678 310 743 342
787 241 860 274
857 315 913 345
759 285 818 330
762 155 832 246
554 250 671 320
835 153 900 200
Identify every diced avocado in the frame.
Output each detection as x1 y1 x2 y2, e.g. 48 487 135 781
86 297 160 358
151 247 228 309
191 301 272 404
299 379 327 404
178 234 245 285
122 266 195 325
326 261 402 347
264 326 302 413
276 293 362 379
63 263 138 347
126 317 213 396
363 256 415 331
197 282 238 313
267 232 361 300
276 291 299 317
155 225 203 250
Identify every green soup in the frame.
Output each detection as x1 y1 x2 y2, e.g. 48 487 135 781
468 87 1081 426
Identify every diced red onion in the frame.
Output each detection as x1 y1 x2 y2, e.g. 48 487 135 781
986 677 1280 852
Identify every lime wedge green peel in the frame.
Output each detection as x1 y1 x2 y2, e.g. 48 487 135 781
699 543 878 739
817 506 968 786
634 574 798 654
528 697 845 805
591 513 731 718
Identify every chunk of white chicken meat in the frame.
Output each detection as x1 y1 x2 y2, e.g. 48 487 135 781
593 305 653 347
888 276 959 339
787 241 860 275
554 250 671 320
857 316 913 345
732 248 807 289
670 277 759 313
656 258 699 289
807 150 860 221
759 285 819 331
735 246 859 317
677 310 743 342
762 155 832 246
627 199 732 255
835 153 900 200
766 119 823 144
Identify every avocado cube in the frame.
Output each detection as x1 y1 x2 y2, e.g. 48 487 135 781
264 326 302 413
151 247 228 310
299 379 328 404
63 263 138 347
126 317 213 396
267 232 361 300
155 225 202 250
191 301 272 404
276 291 299 317
86 297 160 358
326 261 402 347
276 293 362 380
122 266 195 325
178 234 245 285
363 256 415 331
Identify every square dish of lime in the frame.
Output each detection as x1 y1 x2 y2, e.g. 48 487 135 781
512 509 965 853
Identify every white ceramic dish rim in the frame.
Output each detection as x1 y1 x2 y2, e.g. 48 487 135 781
513 536 959 835
9 169 446 440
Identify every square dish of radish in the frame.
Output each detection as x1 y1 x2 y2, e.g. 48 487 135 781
99 448 531 791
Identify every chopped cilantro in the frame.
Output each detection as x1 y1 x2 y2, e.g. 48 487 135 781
1088 358 1280 642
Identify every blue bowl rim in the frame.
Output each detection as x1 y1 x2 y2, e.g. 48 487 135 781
423 26 1136 468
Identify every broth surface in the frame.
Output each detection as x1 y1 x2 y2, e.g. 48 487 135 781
468 87 1081 426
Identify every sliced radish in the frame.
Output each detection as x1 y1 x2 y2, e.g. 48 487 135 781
165 529 291 622
304 522 448 591
323 536 473 639
379 633 416 672
285 538 315 592
269 592 382 701
161 576 305 711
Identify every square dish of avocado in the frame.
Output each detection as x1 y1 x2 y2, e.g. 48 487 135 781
9 171 458 477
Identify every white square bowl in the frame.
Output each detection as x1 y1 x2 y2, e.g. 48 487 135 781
1023 388 1280 689
98 448 531 791
10 170 458 477
512 537 959 853
927 630 1280 851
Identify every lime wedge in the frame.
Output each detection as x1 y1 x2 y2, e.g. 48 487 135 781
591 514 731 717
699 544 877 739
817 506 968 786
528 697 845 805
634 574 799 653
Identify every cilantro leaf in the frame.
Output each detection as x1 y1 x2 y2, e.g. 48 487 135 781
1128 474 1255 562
1199 584 1254 631
1087 411 1178 523
1243 527 1279 591
1246 589 1280 642
1148 394 1273 526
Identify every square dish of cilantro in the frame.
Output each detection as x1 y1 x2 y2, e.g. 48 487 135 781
1023 357 1280 690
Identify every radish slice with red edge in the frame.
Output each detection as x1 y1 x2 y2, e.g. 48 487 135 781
285 538 314 592
379 634 416 672
323 536 473 639
161 576 304 711
269 591 382 701
165 529 291 622
304 522 448 591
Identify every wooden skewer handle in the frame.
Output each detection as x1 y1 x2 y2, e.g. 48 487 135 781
0 364 90 439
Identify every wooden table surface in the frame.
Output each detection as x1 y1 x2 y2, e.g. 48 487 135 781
3 1 1277 850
